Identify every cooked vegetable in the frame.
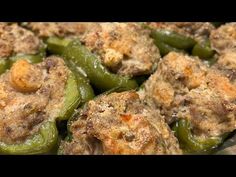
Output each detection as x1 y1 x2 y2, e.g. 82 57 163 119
46 37 95 103
46 37 72 55
172 119 225 153
0 59 10 75
0 44 46 75
0 67 80 154
9 44 46 67
153 39 184 56
192 40 215 59
9 54 43 66
46 37 138 92
66 60 95 104
0 121 58 155
57 71 81 120
2 22 235 155
0 54 44 76
150 29 196 50
63 40 138 91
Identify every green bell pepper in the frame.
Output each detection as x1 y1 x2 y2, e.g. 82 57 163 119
0 44 46 75
150 29 196 50
0 121 58 155
66 60 95 104
46 37 95 104
0 59 10 75
46 37 72 55
172 119 226 154
192 40 215 59
46 37 138 92
9 44 46 67
63 40 138 91
0 68 80 154
0 53 44 76
153 39 184 56
57 71 81 121
9 54 44 67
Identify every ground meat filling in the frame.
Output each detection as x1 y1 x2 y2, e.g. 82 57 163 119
61 91 182 155
142 52 236 137
210 23 236 54
0 56 69 144
212 51 236 83
140 52 208 123
0 23 41 58
210 23 236 83
147 22 215 43
26 22 99 38
80 23 160 77
27 22 160 77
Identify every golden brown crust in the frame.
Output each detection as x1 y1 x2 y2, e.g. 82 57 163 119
142 52 236 137
210 23 236 54
180 85 236 137
28 22 160 77
27 22 98 38
212 51 236 83
0 23 41 58
62 91 182 155
80 23 160 76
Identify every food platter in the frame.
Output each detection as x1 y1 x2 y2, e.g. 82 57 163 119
0 22 235 155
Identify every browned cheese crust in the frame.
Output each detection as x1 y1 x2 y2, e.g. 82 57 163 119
141 52 236 138
80 23 160 76
27 22 98 38
210 23 236 54
61 91 182 155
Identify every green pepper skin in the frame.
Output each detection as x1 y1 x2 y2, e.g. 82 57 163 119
0 59 10 75
172 119 225 154
63 40 138 91
46 37 138 92
192 40 215 59
151 29 196 50
0 44 46 75
153 39 184 56
9 54 43 67
0 54 44 76
46 37 72 55
0 121 58 155
46 37 95 104
66 60 95 104
57 71 81 121
0 69 80 154
9 44 46 67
